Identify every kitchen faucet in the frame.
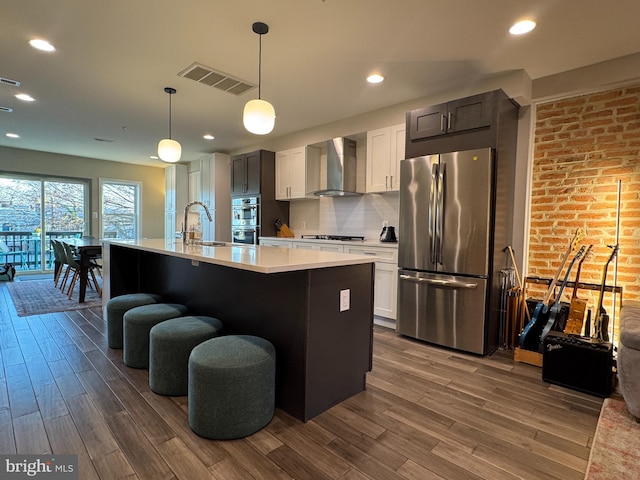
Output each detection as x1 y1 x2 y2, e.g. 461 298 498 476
182 201 213 243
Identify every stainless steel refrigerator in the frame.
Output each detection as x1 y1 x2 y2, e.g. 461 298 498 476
397 147 500 354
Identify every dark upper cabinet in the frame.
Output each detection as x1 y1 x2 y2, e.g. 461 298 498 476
408 91 494 141
405 89 519 158
230 149 276 197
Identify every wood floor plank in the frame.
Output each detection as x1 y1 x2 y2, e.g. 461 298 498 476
105 410 175 480
5 363 39 419
313 409 407 471
13 410 51 454
44 414 101 480
106 376 176 445
140 390 229 468
65 393 121 459
324 437 407 480
208 457 256 480
33 382 69 420
430 441 520 480
91 449 138 479
77 369 126 418
269 419 351 479
267 444 333 480
24 354 55 388
218 439 293 480
0 419 16 454
156 436 217 479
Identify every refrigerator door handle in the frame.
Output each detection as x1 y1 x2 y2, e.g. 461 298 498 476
436 163 445 264
399 274 478 289
429 163 439 264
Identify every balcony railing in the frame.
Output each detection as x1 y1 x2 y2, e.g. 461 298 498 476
0 231 82 271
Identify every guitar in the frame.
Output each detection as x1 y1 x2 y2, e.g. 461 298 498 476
563 244 593 335
519 228 583 350
593 244 619 341
537 245 587 351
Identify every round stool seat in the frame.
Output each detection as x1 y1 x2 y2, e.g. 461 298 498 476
149 316 224 396
106 293 163 349
123 303 188 369
188 335 276 440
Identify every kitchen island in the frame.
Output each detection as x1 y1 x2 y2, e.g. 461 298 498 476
102 239 376 421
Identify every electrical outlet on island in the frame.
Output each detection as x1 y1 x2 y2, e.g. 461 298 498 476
340 289 350 312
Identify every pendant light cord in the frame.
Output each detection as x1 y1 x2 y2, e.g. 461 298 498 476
168 92 172 139
258 33 262 100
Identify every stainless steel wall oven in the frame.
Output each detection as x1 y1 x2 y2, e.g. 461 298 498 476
232 196 259 244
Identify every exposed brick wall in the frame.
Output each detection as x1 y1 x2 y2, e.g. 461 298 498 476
528 85 640 339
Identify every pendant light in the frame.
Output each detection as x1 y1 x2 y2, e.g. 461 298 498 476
158 87 181 163
243 22 275 135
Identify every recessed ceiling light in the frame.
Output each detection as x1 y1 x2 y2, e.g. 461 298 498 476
6 133 20 138
367 74 385 84
203 134 215 140
509 20 536 35
15 93 35 102
29 39 56 52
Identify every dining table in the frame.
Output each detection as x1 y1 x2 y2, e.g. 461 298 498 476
62 237 102 303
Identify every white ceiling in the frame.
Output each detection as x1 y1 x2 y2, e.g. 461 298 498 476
1 0 639 167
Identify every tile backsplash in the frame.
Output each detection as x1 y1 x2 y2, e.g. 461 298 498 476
288 192 399 241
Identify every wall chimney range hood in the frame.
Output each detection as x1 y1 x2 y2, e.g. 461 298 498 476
313 137 361 197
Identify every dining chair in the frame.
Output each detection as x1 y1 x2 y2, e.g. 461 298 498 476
51 239 69 288
62 241 102 299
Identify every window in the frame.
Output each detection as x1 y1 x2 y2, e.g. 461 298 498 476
100 179 141 239
0 174 89 272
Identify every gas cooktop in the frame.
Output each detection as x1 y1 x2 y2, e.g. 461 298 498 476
301 235 365 241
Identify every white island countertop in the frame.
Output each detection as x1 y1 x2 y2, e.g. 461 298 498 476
106 239 377 274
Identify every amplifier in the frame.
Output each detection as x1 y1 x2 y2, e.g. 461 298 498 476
542 332 613 398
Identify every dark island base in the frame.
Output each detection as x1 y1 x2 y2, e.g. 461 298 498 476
107 245 375 421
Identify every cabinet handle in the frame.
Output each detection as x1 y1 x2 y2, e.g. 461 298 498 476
389 175 393 190
385 176 388 190
440 115 446 132
447 112 452 130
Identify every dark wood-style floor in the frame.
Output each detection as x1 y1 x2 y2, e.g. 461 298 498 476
0 278 603 480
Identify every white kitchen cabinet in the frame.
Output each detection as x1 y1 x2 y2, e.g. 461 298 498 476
365 123 405 193
275 146 320 200
197 154 231 242
164 164 188 239
293 242 345 253
188 170 201 203
260 238 293 248
345 245 398 319
164 211 177 240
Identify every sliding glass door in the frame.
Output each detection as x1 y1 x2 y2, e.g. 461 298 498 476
0 174 89 273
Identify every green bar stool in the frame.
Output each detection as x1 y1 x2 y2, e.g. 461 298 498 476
188 335 276 439
123 303 188 368
106 293 164 349
149 315 224 396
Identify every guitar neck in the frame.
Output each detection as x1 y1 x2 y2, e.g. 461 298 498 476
570 245 592 301
542 249 572 305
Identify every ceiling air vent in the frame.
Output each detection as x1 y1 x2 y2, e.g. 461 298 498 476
0 77 20 87
0 106 13 113
178 62 255 96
